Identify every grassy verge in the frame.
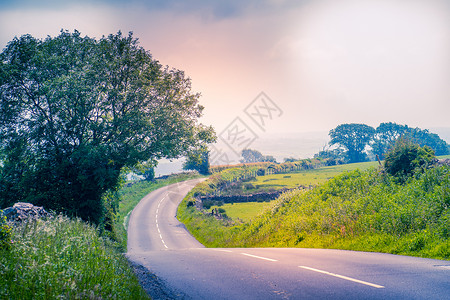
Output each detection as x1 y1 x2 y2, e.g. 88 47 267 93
0 171 203 299
0 216 149 299
178 165 450 260
113 172 204 249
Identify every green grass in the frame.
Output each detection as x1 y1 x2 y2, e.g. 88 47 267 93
210 201 272 223
208 162 378 222
438 155 450 159
250 161 378 189
0 172 203 299
0 216 149 299
179 163 450 260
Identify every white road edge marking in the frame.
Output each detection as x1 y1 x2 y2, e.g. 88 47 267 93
299 266 385 289
213 249 233 253
241 253 278 262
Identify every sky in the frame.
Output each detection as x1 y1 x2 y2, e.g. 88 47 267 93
1 0 449 165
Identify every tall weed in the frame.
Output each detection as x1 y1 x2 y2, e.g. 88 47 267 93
0 216 148 299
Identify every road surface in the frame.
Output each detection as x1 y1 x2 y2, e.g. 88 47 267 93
127 179 450 299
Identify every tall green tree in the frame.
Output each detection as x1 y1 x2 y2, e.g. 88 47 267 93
240 149 264 163
372 122 408 159
240 149 277 163
183 148 210 175
372 122 449 159
0 31 215 224
406 127 449 156
329 123 375 163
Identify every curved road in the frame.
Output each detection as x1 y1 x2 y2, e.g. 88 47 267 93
127 179 450 299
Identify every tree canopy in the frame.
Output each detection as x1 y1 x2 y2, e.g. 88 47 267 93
240 149 277 163
0 31 215 224
372 122 448 159
371 122 408 159
329 123 375 163
325 122 449 163
183 147 210 175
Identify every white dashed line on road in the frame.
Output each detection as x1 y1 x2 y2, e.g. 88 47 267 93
299 266 385 289
241 253 278 262
156 193 169 249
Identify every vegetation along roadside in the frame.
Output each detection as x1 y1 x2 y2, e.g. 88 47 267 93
178 153 450 260
0 215 149 299
0 29 215 299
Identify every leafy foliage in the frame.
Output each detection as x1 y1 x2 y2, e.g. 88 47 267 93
327 122 449 163
313 148 345 165
183 148 210 175
179 164 450 259
241 149 277 163
329 123 375 163
0 30 215 224
372 122 449 159
371 122 408 159
406 127 449 156
127 160 156 181
0 210 11 250
384 138 436 183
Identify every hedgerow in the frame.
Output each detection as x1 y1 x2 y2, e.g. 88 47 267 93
179 165 450 259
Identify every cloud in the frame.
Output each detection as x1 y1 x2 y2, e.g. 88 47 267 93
0 0 448 134
0 0 310 20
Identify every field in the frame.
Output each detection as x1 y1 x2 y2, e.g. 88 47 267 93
210 161 378 222
213 158 448 222
250 161 378 189
210 202 272 223
178 161 450 259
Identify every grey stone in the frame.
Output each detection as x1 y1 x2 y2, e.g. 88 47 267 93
1 202 51 222
437 159 450 167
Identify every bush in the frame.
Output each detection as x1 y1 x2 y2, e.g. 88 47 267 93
179 165 450 259
384 138 435 183
244 183 255 190
0 211 12 250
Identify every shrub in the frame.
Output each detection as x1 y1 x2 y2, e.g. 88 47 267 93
0 211 12 250
384 138 435 183
244 183 255 190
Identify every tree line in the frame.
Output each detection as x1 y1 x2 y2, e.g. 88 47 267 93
318 122 449 164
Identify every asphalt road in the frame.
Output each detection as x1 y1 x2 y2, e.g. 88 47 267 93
127 179 450 299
